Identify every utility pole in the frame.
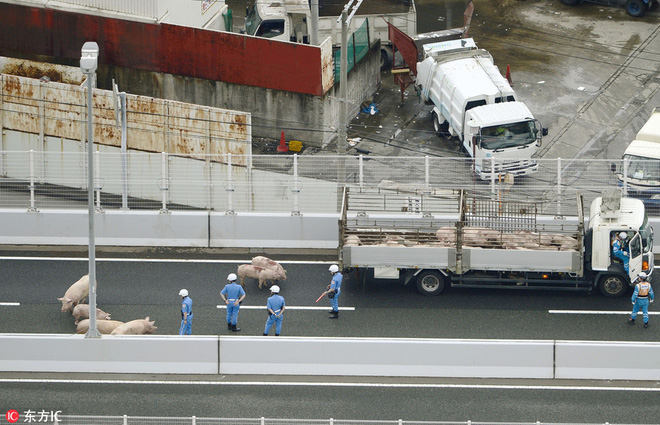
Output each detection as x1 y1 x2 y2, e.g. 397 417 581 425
310 0 319 45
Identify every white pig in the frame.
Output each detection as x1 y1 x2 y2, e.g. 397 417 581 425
72 304 112 324
237 264 285 289
58 274 90 312
76 319 124 334
251 256 287 280
111 317 157 335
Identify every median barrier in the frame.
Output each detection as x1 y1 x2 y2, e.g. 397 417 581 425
555 340 660 380
219 336 555 378
0 334 219 374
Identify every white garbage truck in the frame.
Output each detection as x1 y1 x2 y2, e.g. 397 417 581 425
244 0 416 69
339 188 653 298
613 107 660 209
413 38 547 180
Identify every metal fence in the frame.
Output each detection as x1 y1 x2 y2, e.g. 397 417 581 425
0 150 655 217
55 417 642 425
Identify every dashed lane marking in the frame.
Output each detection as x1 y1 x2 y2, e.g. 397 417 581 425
217 305 354 311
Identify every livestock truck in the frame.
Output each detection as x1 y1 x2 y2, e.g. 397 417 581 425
559 0 657 18
613 107 660 209
339 187 654 298
244 0 416 69
414 38 547 180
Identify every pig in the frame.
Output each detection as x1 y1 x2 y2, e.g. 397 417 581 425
251 256 287 280
72 304 112 324
237 264 285 289
111 317 157 335
344 235 361 246
76 319 125 335
58 274 90 312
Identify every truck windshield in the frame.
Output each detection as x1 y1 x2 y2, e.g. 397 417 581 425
479 121 538 150
623 154 660 182
245 4 262 36
639 215 654 253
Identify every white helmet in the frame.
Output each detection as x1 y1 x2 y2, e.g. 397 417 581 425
271 285 280 293
619 232 628 239
329 264 339 273
227 273 237 282
179 289 188 297
638 272 647 279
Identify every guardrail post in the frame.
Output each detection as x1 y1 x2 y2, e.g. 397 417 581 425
329 418 334 425
359 154 364 188
123 415 128 425
94 150 103 212
225 153 235 215
119 92 128 210
425 155 430 190
291 153 301 216
260 417 265 425
158 152 170 214
557 157 562 217
28 150 38 212
490 158 496 196
623 156 629 196
192 415 196 425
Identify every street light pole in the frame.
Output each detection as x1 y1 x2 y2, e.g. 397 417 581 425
80 41 101 338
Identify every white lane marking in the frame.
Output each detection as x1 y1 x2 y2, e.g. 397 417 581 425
0 302 20 306
0 256 333 264
217 305 354 311
0 378 658 391
549 310 659 315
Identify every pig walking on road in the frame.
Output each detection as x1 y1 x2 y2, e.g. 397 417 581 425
111 317 157 335
72 304 112 324
76 319 124 334
251 256 287 280
58 274 90 312
238 264 285 289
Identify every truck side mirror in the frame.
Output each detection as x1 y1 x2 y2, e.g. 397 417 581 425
542 127 548 136
610 162 617 173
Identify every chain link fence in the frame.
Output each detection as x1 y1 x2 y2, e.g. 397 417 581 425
0 151 654 218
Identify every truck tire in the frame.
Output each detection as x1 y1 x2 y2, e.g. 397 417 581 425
380 49 391 71
598 274 628 298
559 0 580 5
415 271 446 296
626 0 646 17
432 112 448 137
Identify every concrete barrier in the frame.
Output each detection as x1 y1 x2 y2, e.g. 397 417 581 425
555 340 660 380
0 334 219 374
219 336 555 378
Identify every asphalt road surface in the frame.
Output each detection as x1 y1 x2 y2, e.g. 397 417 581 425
1 255 659 423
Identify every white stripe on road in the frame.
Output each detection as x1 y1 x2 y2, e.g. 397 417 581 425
549 310 659 315
0 378 658 392
0 256 332 265
0 302 20 306
217 305 354 311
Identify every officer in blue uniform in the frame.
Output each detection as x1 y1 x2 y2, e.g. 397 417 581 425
263 285 285 336
179 289 193 335
220 273 246 332
629 272 655 328
612 231 629 273
326 264 342 319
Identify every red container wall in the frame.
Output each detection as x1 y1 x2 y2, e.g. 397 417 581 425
0 3 325 96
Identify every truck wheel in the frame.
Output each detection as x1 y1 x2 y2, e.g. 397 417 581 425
432 112 448 137
415 271 446 296
559 0 580 5
598 274 627 298
626 0 646 17
380 50 391 71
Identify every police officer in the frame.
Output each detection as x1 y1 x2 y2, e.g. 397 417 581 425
263 285 285 336
220 273 246 332
629 272 655 328
325 264 342 319
612 231 630 273
179 289 193 335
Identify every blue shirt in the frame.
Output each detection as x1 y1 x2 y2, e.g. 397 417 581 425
267 294 286 314
331 272 343 291
221 282 246 300
181 296 192 316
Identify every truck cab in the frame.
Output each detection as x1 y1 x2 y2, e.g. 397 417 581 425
245 0 310 43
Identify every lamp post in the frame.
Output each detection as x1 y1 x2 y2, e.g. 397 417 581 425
80 41 101 338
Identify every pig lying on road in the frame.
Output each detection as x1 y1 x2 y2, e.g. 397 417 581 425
72 304 112 324
251 256 287 280
76 319 124 334
58 274 90 312
238 264 285 289
111 317 157 335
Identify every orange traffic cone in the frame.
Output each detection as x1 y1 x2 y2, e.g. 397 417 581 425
505 64 513 85
277 130 288 153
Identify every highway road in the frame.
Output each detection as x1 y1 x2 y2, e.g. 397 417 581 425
1 255 659 423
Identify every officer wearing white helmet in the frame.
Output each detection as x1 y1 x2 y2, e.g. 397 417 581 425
323 264 343 319
178 289 193 335
630 271 655 328
612 231 630 273
263 285 286 336
220 273 246 332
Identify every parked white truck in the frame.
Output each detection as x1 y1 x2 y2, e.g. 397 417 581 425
339 188 653 298
414 38 547 180
244 0 416 69
614 107 660 208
